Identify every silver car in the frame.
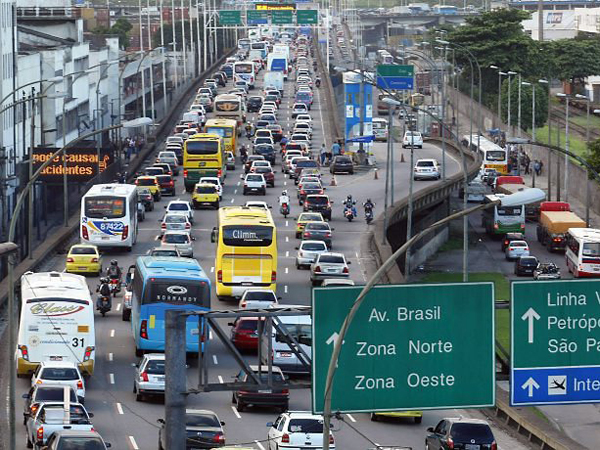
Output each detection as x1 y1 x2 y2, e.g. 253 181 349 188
161 213 191 234
133 353 165 401
505 240 530 261
296 240 328 269
238 289 279 309
156 152 179 175
310 252 350 286
161 231 194 258
148 244 181 257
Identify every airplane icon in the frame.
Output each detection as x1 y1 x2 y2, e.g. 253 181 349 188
548 375 567 395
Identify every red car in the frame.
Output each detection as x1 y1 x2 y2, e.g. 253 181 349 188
229 317 264 351
252 166 275 187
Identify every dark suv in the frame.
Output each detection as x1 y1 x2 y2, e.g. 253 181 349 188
515 255 539 276
426 418 497 450
330 155 354 175
156 174 176 196
293 159 319 180
232 366 289 412
501 232 525 252
304 195 332 220
247 96 263 112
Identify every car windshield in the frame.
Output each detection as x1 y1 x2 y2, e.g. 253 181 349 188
511 242 527 247
186 414 220 427
450 423 494 441
152 250 178 257
307 197 328 204
40 368 79 380
169 203 189 211
244 291 276 301
300 214 322 221
255 167 271 173
521 257 537 264
84 197 126 219
302 242 327 251
319 255 344 264
336 157 351 163
156 175 172 183
417 161 434 167
288 418 323 433
276 323 311 346
247 175 263 182
303 183 321 190
146 359 165 375
137 178 156 186
56 437 106 449
163 234 189 244
70 247 96 255
165 215 187 223
306 223 329 231
196 186 216 194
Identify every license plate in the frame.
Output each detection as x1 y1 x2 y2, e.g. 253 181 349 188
49 356 63 361
78 267 87 270
101 236 110 240
279 352 292 357
326 268 337 273
465 445 480 450
258 389 272 393
242 282 253 286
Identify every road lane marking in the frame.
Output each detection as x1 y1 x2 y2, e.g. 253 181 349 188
355 252 359 259
110 329 115 338
237 181 241 186
346 414 356 423
181 188 186 194
116 303 122 311
116 403 124 415
218 375 224 384
211 266 215 273
109 373 115 384
285 267 289 274
234 189 238 194
230 198 234 203
284 285 288 294
284 181 287 186
255 441 266 450
285 251 289 257
212 355 218 365
128 436 139 450
231 406 242 419
285 220 289 227
285 236 289 242
209 330 213 340
108 352 113 362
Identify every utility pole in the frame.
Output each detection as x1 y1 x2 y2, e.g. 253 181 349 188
165 310 187 450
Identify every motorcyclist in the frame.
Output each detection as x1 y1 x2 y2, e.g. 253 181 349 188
344 195 357 217
106 260 122 283
239 145 248 164
96 277 112 310
363 198 374 212
315 76 321 88
279 190 290 207
245 122 253 138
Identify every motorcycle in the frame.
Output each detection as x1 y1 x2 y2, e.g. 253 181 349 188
245 129 253 139
316 78 321 88
344 206 355 222
365 206 374 224
280 202 290 218
109 276 121 296
97 295 111 317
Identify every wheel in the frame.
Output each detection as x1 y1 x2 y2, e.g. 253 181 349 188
122 308 131 322
232 393 236 403
26 434 33 448
214 202 220 209
135 347 144 357
136 392 143 402
101 310 106 317
133 384 137 394
370 413 378 422
237 400 245 412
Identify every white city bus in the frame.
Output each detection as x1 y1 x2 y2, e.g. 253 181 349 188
565 228 600 278
80 183 139 251
233 62 256 89
17 272 96 376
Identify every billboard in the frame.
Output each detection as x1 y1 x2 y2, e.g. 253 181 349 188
343 72 373 152
33 147 114 182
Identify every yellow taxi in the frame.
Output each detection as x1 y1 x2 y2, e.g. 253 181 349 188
371 411 423 424
192 182 220 209
65 244 102 276
135 175 161 201
295 212 325 238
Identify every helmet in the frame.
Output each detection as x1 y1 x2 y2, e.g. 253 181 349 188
110 259 118 266
281 190 288 196
367 198 372 203
101 277 109 283
346 195 353 201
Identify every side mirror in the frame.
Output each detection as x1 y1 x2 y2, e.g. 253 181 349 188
294 246 300 250
210 227 217 243
22 393 29 399
164 205 167 208
323 187 326 190
191 236 196 241
266 422 274 427
277 296 282 300
347 261 352 265
157 419 166 425
331 228 335 231
228 322 234 326
106 444 112 448
220 421 226 426
427 427 434 433
88 413 94 418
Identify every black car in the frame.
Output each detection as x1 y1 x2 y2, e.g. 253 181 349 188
515 255 539 276
244 155 266 174
137 187 155 211
156 174 176 196
232 366 289 412
158 409 225 449
501 232 526 252
253 144 276 164
293 159 319 180
302 221 333 249
330 155 354 175
426 418 497 450
22 385 79 425
304 195 332 220
213 72 227 87
247 96 263 112
298 182 324 205
255 119 270 129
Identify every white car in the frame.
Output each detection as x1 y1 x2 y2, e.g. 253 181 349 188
31 361 86 402
413 159 441 181
198 176 223 200
238 289 279 309
161 213 192 234
292 103 309 118
244 200 271 210
267 411 335 449
243 173 267 195
295 113 312 123
402 130 424 148
296 240 328 269
166 136 184 146
505 240 530 261
133 353 166 401
250 160 272 171
290 133 312 149
165 200 195 224
255 129 274 140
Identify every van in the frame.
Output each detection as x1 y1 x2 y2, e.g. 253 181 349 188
261 312 311 375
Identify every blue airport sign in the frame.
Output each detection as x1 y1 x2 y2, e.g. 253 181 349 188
376 65 414 91
346 135 375 143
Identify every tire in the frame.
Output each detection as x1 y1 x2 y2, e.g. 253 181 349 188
232 393 236 403
237 400 245 412
370 413 378 422
214 202 220 209
136 392 143 402
26 434 33 448
101 310 106 317
135 347 144 357
122 308 131 322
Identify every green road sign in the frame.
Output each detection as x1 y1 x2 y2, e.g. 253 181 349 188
218 10 242 25
312 283 495 414
376 64 414 77
246 10 268 24
511 280 600 406
271 10 293 24
297 9 318 24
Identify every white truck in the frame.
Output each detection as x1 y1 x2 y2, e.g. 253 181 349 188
263 71 284 95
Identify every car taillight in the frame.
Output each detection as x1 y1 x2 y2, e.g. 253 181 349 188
183 169 188 177
30 403 39 416
281 433 290 443
329 434 335 444
81 225 89 240
300 190 306 195
315 266 321 272
553 237 562 242
503 240 508 246
304 232 311 238
161 223 166 229
66 257 74 262
217 270 223 283
213 433 225 444
271 271 276 282
494 223 499 229
140 320 148 339
84 346 93 361
169 181 174 186
91 258 99 263
343 267 349 274
447 437 454 449
19 345 29 360
217 169 222 178
122 225 129 241
77 380 83 389
185 223 191 229
140 371 149 382
521 223 525 229
135 179 139 185
281 388 289 394
325 233 331 237
240 301 247 308
37 427 44 441
491 442 497 450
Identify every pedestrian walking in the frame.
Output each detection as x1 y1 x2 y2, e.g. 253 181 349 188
331 140 341 157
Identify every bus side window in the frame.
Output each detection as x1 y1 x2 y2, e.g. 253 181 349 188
211 227 218 243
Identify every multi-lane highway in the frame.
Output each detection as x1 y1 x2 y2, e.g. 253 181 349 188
5 35 531 450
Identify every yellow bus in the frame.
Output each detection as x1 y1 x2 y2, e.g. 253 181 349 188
410 93 425 107
204 118 238 156
211 206 277 299
183 133 226 192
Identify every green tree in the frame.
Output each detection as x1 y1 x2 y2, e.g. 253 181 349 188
585 139 600 176
546 38 600 84
500 76 548 131
93 18 133 49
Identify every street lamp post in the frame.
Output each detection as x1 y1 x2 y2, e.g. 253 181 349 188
517 73 522 136
489 66 506 129
507 71 517 131
556 93 570 202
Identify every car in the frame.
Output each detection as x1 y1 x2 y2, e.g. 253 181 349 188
254 136 275 148
65 244 101 275
198 176 223 200
515 255 539 276
244 201 271 211
26 402 94 449
196 95 213 112
297 176 321 189
137 187 155 211
229 316 264 351
304 195 332 220
330 155 354 175
293 121 313 136
31 361 86 402
253 165 275 187
247 96 264 112
239 289 279 309
426 417 497 450
255 129 274 140
293 159 319 180
402 130 423 148
136 176 161 201
165 200 194 224
148 244 181 257
158 409 225 449
156 151 179 175
259 113 277 124
134 353 166 401
292 102 309 118
154 163 173 176
197 87 214 98
501 232 526 252
296 212 325 237
413 159 441 180
283 153 304 173
161 231 195 258
298 182 324 205
296 240 328 269
267 411 335 449
290 133 311 149
302 221 333 249
267 124 284 142
320 278 356 287
243 173 267 195
226 151 236 170
42 430 112 450
288 156 309 176
192 183 220 209
310 252 350 286
161 213 192 234
22 385 78 425
295 113 312 123
144 166 165 177
245 155 266 173
370 410 422 424
156 174 176 196
233 365 289 412
253 143 276 164
505 240 530 261
264 95 280 106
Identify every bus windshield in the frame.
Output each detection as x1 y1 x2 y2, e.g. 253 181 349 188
235 64 253 74
486 150 506 161
497 205 522 216
582 243 600 257
186 141 219 155
144 280 210 307
84 197 126 219
222 225 273 247
206 127 234 138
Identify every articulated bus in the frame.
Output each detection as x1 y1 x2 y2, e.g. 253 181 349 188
462 134 508 175
212 206 277 299
130 257 211 356
481 194 525 236
233 61 256 88
18 272 95 376
565 228 600 277
205 118 237 156
213 94 245 132
183 133 226 191
80 184 139 250
238 38 251 51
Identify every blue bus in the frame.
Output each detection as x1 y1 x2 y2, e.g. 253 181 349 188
130 256 211 356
